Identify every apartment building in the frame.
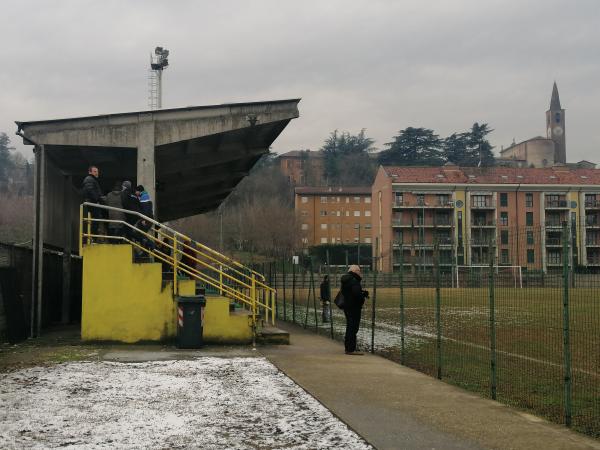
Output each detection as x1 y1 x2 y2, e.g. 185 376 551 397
372 164 600 273
295 186 372 247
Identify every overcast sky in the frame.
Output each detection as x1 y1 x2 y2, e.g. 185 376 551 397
3 0 599 162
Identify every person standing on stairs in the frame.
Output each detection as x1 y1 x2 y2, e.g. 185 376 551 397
82 165 105 240
104 181 125 239
135 185 155 251
121 180 140 242
340 265 369 355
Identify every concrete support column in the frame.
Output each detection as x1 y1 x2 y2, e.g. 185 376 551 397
31 144 45 337
137 114 156 209
61 175 72 324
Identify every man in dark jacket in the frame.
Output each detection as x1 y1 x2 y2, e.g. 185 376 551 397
340 265 368 355
319 275 331 323
121 180 140 240
82 166 104 236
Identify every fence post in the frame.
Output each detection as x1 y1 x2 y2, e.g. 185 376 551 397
488 240 497 400
282 257 287 321
310 258 319 331
371 268 377 354
434 240 442 380
292 261 296 324
326 249 334 339
562 221 572 427
399 244 405 365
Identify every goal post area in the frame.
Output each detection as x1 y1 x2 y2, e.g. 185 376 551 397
454 265 523 289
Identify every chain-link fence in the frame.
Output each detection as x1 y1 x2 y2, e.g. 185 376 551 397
263 224 600 439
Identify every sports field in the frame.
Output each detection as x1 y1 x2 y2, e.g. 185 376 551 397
277 284 600 437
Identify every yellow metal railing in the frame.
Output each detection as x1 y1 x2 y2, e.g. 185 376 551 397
79 203 276 329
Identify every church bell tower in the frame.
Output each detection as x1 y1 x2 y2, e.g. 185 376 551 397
546 82 566 163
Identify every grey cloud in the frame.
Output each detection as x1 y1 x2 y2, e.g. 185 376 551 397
2 0 599 162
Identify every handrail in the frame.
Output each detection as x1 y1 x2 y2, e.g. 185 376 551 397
79 203 276 328
82 202 266 282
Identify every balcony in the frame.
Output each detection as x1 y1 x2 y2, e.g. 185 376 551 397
587 258 600 266
393 200 454 208
585 199 600 209
471 200 495 209
585 239 600 247
545 199 569 209
545 238 563 247
585 216 600 227
471 238 495 247
471 219 496 227
392 218 454 227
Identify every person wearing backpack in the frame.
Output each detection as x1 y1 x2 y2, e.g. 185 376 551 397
339 264 369 355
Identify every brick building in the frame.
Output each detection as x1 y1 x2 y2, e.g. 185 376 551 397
279 150 325 186
295 186 372 247
372 164 600 273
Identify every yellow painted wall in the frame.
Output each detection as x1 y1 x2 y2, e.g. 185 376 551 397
82 244 252 344
82 244 176 343
204 296 252 344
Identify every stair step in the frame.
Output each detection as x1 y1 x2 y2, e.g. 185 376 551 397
258 325 290 345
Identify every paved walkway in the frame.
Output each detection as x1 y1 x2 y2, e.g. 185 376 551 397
260 322 600 450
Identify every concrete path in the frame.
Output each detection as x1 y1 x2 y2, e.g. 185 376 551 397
260 322 600 450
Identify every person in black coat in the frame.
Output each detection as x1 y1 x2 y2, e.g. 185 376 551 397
81 166 105 236
121 180 140 240
319 275 331 323
340 265 369 355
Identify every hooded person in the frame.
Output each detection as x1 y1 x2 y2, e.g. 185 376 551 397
104 181 125 238
340 264 369 355
81 165 105 236
135 185 155 250
120 180 140 239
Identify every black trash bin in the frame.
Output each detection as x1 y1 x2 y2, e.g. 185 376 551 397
176 295 206 348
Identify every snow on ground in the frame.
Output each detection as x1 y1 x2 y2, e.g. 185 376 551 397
0 357 372 450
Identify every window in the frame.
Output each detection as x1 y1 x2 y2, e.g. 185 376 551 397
300 210 308 217
354 196 361 203
301 224 308 230
501 249 509 264
365 197 371 204
526 212 533 226
301 237 308 244
354 211 360 217
548 251 561 265
416 194 425 206
336 211 341 217
301 196 308 203
354 237 359 243
331 237 336 243
345 211 350 217
555 112 561 123
472 195 487 208
438 194 450 206
527 249 535 264
527 231 534 245
320 224 327 230
500 212 508 226
501 230 509 245
320 196 327 203
320 210 327 216
346 197 350 203
365 223 372 230
336 197 340 203
525 193 533 208
320 237 328 244
394 192 403 205
364 237 372 244
500 193 508 207
365 210 371 217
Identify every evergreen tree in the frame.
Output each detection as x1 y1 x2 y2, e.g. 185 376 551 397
443 123 495 167
379 127 445 166
320 129 376 185
0 132 15 187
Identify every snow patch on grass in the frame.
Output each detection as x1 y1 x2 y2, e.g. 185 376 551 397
0 357 372 449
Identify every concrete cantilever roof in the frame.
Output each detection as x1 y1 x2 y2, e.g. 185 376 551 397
17 99 300 221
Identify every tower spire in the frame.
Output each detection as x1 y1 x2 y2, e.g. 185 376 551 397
550 81 561 110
